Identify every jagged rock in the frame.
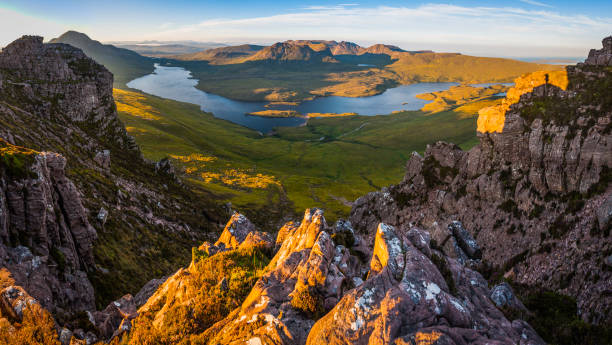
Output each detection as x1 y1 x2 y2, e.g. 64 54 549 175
585 36 612 66
0 141 96 315
59 327 72 345
155 158 175 175
97 207 108 224
205 208 362 345
448 221 481 260
307 223 544 345
92 294 138 340
199 212 274 255
349 41 612 322
133 276 168 308
0 285 38 321
490 282 527 312
93 150 111 170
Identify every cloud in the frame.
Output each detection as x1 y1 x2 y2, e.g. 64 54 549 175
0 7 68 46
148 3 610 56
518 0 553 8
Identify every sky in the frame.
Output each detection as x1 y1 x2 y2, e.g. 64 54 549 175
0 0 610 57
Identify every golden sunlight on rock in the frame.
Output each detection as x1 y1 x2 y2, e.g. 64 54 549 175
415 331 442 345
477 70 568 133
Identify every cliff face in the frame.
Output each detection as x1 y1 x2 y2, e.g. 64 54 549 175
0 35 222 333
349 37 612 324
0 140 96 315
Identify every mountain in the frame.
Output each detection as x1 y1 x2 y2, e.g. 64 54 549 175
173 44 265 64
358 43 405 55
0 34 222 340
246 42 338 63
331 41 362 55
113 36 611 345
49 31 154 87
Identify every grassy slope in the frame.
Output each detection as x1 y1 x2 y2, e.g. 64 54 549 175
171 52 562 102
116 89 479 226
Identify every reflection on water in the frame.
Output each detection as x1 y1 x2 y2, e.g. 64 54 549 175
127 64 495 133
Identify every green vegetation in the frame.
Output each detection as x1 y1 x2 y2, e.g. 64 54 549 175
125 247 271 345
116 89 480 224
430 252 458 296
290 285 326 320
522 291 612 345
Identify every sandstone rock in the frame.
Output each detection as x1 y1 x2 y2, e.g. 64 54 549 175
93 150 111 170
92 294 138 340
307 223 544 345
585 36 612 66
349 41 612 322
205 208 361 345
490 282 527 312
448 221 481 260
0 142 96 315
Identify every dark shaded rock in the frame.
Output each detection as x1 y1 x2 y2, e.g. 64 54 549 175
448 221 481 260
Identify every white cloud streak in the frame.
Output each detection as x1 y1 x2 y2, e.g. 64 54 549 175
145 3 610 56
519 0 554 8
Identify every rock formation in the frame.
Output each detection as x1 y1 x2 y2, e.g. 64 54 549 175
350 37 612 324
307 223 543 344
0 34 222 342
0 140 96 315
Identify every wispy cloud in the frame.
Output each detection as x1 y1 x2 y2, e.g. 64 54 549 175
519 0 554 8
0 7 69 46
149 3 609 56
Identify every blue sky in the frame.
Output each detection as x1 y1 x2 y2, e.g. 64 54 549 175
1 0 610 57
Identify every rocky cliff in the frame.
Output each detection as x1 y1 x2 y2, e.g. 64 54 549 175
0 35 222 343
349 37 612 325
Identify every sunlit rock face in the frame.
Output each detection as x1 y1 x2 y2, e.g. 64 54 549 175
350 38 612 324
307 223 544 345
477 70 568 133
205 208 363 345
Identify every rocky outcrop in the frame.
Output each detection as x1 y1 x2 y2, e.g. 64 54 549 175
0 140 96 315
307 223 543 345
247 42 338 63
199 212 274 255
0 33 223 342
349 39 612 324
205 209 363 345
585 36 612 66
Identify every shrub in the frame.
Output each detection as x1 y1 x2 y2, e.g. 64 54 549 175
290 285 325 320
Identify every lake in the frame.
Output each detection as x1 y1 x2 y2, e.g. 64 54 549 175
127 64 486 133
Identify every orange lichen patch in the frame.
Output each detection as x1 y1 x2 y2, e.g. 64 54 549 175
113 88 161 120
415 330 442 345
170 154 216 163
477 70 568 133
201 169 280 189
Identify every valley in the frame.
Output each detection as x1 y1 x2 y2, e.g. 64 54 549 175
0 17 609 345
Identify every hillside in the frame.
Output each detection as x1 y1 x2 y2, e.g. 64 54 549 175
0 35 223 317
49 31 155 87
170 39 562 102
172 44 265 64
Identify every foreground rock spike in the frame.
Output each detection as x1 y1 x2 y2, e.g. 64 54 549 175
198 211 273 256
204 208 362 345
307 223 544 345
